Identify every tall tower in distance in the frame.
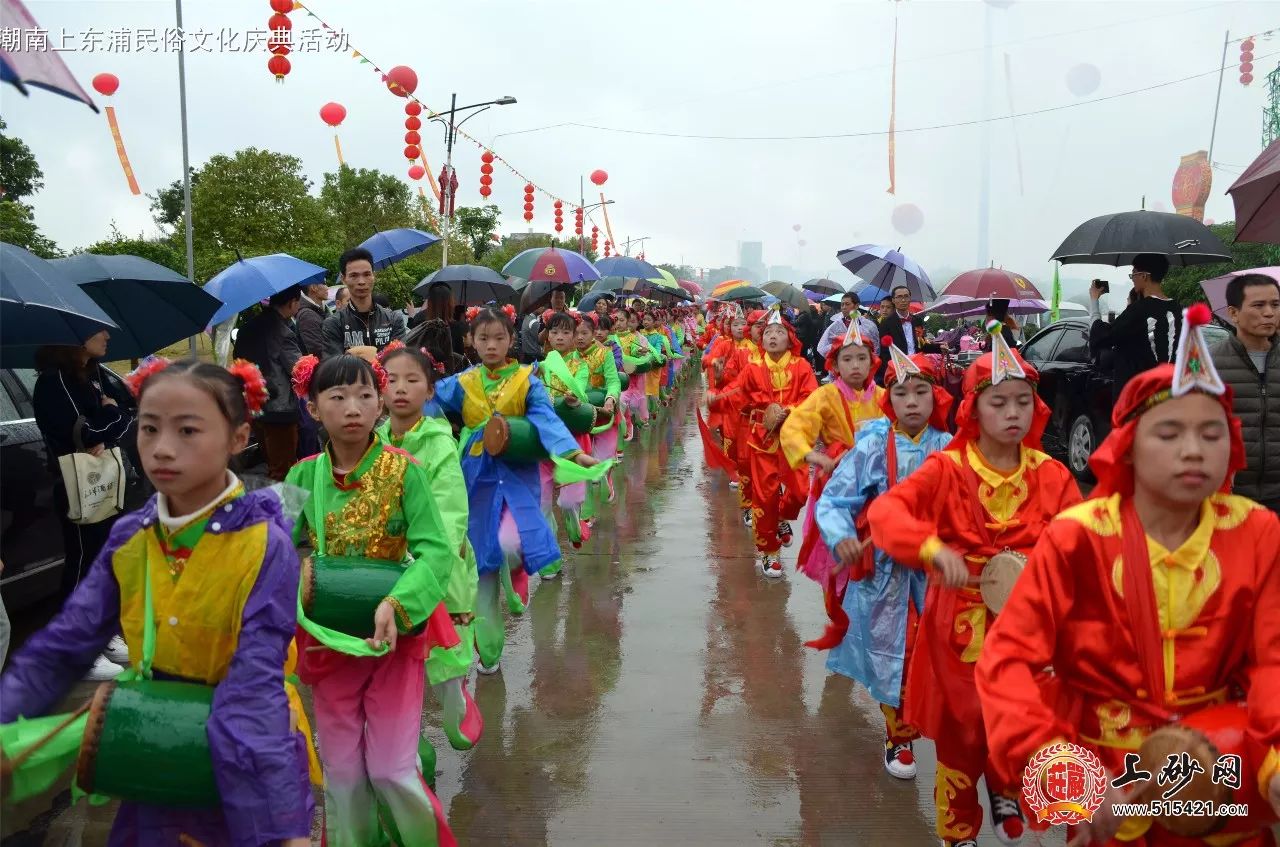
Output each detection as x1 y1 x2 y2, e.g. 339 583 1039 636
738 241 765 284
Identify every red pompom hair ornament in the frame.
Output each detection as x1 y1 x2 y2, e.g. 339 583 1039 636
1185 302 1212 327
125 357 172 398
501 304 517 321
291 354 320 399
465 306 482 322
881 335 894 350
227 359 270 419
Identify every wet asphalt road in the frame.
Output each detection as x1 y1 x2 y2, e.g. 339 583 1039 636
3 385 1065 846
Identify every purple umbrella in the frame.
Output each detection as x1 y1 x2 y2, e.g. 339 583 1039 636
919 295 1049 318
1200 267 1280 323
1228 139 1280 244
836 244 935 302
0 0 97 111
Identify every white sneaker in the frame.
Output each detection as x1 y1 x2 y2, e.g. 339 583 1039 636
884 741 917 779
761 554 784 578
104 635 129 665
476 660 501 676
728 480 739 489
742 509 753 527
83 654 124 682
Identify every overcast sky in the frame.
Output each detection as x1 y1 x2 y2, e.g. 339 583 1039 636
3 0 1275 302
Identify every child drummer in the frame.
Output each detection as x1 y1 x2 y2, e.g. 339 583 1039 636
867 320 1082 847
977 305 1280 846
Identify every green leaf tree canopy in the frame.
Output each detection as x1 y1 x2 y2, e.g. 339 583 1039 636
0 117 44 201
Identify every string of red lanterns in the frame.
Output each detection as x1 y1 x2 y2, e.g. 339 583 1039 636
479 151 494 198
553 200 564 233
574 206 584 237
1240 36 1256 86
522 183 535 223
266 0 292 81
591 224 599 253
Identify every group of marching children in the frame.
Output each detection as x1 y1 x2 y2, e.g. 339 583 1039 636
697 301 1280 847
0 298 701 847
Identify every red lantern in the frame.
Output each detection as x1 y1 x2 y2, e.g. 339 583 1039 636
91 73 119 97
554 200 563 208
1241 39 1257 86
406 102 422 117
267 54 290 81
385 65 418 97
479 186 492 197
405 116 422 132
320 102 346 127
408 164 425 180
481 151 495 164
268 13 291 31
480 175 493 186
523 202 534 212
574 207 584 236
524 212 534 222
604 241 612 257
524 183 534 193
590 169 608 186
404 130 420 145
480 163 493 175
269 0 292 13
1241 72 1254 85
404 145 421 160
270 42 291 56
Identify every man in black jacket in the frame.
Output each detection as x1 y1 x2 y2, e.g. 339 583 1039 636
322 247 406 360
1088 253 1181 401
876 285 941 381
295 280 329 358
234 285 303 480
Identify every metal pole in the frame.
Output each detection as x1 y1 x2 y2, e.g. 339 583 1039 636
1207 29 1230 164
441 93 456 267
976 0 993 268
176 0 197 357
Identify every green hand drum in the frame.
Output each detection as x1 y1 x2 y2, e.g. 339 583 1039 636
78 680 219 807
618 372 630 391
482 414 549 462
301 555 411 639
586 389 607 407
632 359 653 374
554 397 596 435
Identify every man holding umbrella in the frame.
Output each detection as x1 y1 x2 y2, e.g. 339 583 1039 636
1087 253 1181 401
878 285 942 381
233 285 304 480
322 247 406 361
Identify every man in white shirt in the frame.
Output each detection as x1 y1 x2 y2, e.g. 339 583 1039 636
817 292 880 358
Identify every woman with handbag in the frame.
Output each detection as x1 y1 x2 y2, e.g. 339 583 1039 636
33 330 134 681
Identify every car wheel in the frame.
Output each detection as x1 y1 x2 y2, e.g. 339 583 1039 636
1067 414 1096 481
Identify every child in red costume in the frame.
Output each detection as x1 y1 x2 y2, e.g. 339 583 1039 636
867 320 1082 847
977 305 1280 847
713 309 818 577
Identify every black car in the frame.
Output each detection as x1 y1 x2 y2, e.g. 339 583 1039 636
1019 317 1230 481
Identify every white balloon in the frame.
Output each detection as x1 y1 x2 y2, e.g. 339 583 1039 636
1066 63 1101 97
892 204 924 235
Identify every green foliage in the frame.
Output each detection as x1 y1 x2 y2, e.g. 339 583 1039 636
191 148 330 255
81 226 185 273
657 263 695 281
0 117 44 201
1164 222 1280 305
0 199 59 257
319 165 422 248
147 169 200 233
452 205 502 260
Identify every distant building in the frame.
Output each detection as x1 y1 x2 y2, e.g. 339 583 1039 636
768 265 800 283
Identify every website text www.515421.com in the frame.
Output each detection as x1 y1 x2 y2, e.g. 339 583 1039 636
1110 800 1249 818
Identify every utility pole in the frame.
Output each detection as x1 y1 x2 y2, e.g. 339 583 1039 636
176 0 197 357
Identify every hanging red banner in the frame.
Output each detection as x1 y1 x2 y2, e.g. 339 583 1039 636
105 106 140 195
886 7 898 195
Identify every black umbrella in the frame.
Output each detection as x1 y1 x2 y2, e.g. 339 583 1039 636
1 242 118 365
718 285 770 302
50 253 219 361
578 290 617 313
1051 210 1232 267
414 264 516 305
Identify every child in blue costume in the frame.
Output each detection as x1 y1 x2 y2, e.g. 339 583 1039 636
814 345 953 782
432 306 598 674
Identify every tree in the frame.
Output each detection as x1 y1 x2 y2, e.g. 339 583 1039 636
147 168 200 233
0 117 44 201
657 263 696 281
82 225 185 273
0 200 59 257
452 205 502 260
320 165 422 248
191 148 330 256
1163 221 1280 305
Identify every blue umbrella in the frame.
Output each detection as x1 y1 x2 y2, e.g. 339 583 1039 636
359 228 441 270
205 254 327 327
1 242 118 363
594 256 663 280
577 290 617 313
49 254 219 361
836 243 935 302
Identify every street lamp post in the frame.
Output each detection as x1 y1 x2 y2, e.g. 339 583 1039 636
576 191 615 254
435 94 517 267
622 236 650 257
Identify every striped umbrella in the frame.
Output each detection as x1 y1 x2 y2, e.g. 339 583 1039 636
836 244 934 302
711 279 752 298
502 247 600 284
